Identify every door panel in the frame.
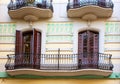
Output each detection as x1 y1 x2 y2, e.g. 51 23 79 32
23 31 33 68
33 29 41 69
15 30 23 68
93 34 99 67
78 33 83 68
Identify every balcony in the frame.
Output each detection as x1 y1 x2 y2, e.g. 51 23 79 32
8 0 53 21
67 0 114 20
5 53 113 76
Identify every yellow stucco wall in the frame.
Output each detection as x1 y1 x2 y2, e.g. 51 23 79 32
0 79 120 84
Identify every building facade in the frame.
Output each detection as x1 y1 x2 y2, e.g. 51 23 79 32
0 0 120 84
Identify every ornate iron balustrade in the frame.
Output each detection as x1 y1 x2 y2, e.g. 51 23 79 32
8 0 53 12
67 0 114 11
5 53 113 71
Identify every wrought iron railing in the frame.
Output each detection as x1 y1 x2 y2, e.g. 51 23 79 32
5 53 113 71
8 0 53 12
67 0 114 11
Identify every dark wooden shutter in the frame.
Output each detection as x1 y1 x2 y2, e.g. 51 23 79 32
87 31 94 68
93 34 99 53
15 30 23 68
33 29 41 69
78 33 83 54
93 33 99 67
87 31 91 67
78 33 83 68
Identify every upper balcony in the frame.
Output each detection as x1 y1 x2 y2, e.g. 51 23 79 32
5 52 113 77
67 0 114 20
8 0 53 21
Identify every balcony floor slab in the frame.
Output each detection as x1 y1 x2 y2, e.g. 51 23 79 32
6 69 113 76
8 7 53 21
67 5 113 20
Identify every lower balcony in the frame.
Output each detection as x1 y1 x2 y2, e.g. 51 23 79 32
5 53 113 76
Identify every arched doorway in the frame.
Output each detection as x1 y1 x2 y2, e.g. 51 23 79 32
78 30 99 69
15 29 41 69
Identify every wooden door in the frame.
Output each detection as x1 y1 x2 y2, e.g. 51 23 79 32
78 30 99 69
15 29 41 69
